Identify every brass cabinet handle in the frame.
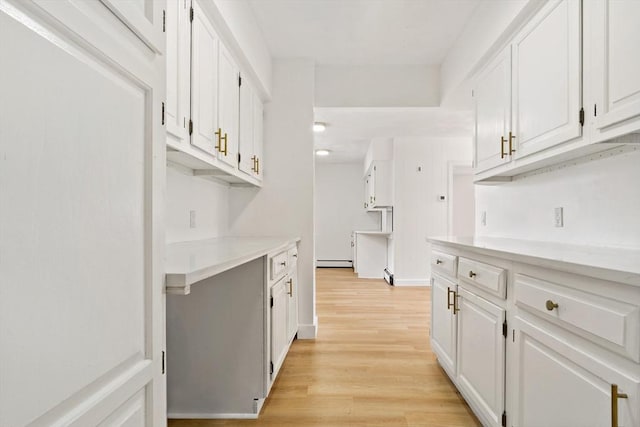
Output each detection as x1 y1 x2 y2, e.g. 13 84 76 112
280 261 286 266
500 136 507 159
453 291 460 314
256 157 260 174
545 300 559 311
287 278 293 296
251 155 257 172
612 384 628 427
215 128 223 152
447 286 454 310
468 270 476 278
436 259 443 265
222 132 228 156
509 131 516 154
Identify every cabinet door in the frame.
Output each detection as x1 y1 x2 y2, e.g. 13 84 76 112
166 0 190 143
101 0 165 53
475 46 512 173
513 316 640 427
430 275 457 378
512 0 582 158
252 91 264 180
591 0 640 142
238 77 255 176
190 0 219 155
287 267 298 342
456 287 505 427
217 43 240 168
271 278 288 380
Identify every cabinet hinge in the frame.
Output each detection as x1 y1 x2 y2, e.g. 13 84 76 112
594 104 597 117
502 411 507 427
269 361 274 375
162 351 166 374
238 74 242 87
270 296 274 308
162 10 166 32
190 6 194 22
579 107 584 126
502 320 508 338
161 102 165 126
238 152 241 164
188 119 193 135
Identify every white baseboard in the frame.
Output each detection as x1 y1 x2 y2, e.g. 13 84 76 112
393 278 430 286
297 316 318 339
317 260 352 268
168 413 258 419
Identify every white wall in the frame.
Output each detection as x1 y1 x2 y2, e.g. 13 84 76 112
392 138 473 284
166 165 229 243
229 59 317 338
476 148 640 249
439 0 533 109
315 65 440 108
315 162 381 262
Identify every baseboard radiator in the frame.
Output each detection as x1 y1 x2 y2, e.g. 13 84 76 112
316 260 353 268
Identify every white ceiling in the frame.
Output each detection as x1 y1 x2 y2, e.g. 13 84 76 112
247 0 480 65
314 108 473 163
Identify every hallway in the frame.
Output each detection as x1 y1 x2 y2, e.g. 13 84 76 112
169 268 480 426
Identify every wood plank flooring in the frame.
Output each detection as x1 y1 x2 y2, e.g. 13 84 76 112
169 268 480 427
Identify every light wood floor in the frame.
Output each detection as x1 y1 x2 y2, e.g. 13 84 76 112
169 268 480 427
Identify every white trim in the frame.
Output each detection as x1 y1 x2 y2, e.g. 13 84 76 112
297 317 318 339
393 279 431 287
168 412 258 419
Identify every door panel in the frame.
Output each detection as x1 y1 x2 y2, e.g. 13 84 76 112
166 0 190 142
252 91 264 179
217 43 239 168
238 77 255 176
271 278 288 381
430 276 457 378
287 267 298 342
512 0 582 158
0 1 163 425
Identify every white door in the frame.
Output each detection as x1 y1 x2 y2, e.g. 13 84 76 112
430 275 457 379
0 1 165 426
238 76 255 176
513 316 639 427
271 278 288 381
456 287 505 427
512 0 582 158
165 0 191 144
287 266 299 342
475 46 512 173
590 0 640 142
190 0 219 155
217 43 240 168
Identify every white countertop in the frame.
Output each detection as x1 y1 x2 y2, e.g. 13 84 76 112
166 236 300 295
427 236 640 285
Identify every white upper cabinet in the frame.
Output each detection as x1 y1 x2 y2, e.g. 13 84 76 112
101 0 165 53
474 46 512 173
166 0 190 143
217 44 240 168
512 0 582 158
239 78 265 180
590 0 640 142
253 92 264 179
190 0 219 155
364 161 392 210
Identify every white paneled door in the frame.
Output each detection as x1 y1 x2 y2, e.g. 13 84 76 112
0 1 165 426
430 275 457 378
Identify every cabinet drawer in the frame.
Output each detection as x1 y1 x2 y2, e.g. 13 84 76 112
431 250 457 278
515 274 640 362
458 257 507 299
287 245 298 266
270 251 288 280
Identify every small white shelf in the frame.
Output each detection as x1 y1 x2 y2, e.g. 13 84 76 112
427 236 640 286
166 236 300 295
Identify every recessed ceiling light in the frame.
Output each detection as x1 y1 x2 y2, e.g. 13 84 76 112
313 122 327 132
315 149 330 156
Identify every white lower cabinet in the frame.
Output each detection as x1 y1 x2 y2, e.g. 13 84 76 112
429 241 640 427
513 316 639 427
287 258 299 342
270 276 288 380
430 274 458 378
456 286 506 427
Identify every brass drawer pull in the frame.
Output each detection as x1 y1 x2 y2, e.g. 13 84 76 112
509 131 516 154
500 136 507 159
215 128 223 152
545 300 559 311
453 292 460 314
447 287 454 310
436 259 443 265
280 261 286 267
251 155 257 172
468 270 476 278
288 279 293 296
611 384 628 427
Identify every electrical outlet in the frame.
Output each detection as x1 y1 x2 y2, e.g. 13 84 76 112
481 211 487 226
554 207 564 227
189 210 196 228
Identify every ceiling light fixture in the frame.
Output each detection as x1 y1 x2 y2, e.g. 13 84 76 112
313 122 327 132
315 149 330 156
